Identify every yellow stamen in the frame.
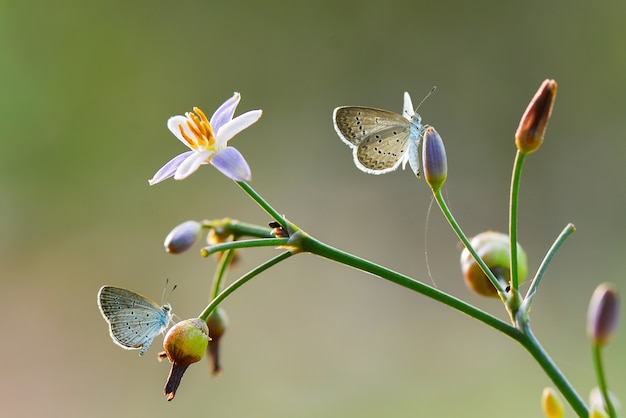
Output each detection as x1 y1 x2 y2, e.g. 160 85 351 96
186 118 207 148
193 107 215 145
177 107 216 150
194 107 210 126
178 124 197 149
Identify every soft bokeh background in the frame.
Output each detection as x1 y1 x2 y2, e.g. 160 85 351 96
2 0 625 416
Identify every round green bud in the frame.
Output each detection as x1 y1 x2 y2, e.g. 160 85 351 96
460 231 527 297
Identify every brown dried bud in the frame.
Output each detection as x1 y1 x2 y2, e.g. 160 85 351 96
206 308 229 376
515 79 557 154
163 318 210 401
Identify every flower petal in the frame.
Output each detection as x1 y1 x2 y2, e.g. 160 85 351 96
210 147 251 182
403 91 414 120
149 151 195 185
210 92 240 133
214 109 262 147
167 116 197 149
174 150 214 180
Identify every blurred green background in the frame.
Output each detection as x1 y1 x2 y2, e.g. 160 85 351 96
1 0 625 416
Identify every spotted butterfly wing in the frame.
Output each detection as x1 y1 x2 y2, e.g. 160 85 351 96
98 286 172 356
333 103 424 175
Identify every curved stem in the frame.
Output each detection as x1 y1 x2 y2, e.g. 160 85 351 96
198 251 292 321
509 151 526 292
300 229 586 415
521 223 576 313
298 232 517 338
237 181 285 227
204 218 276 239
518 321 588 416
210 249 235 300
592 344 617 418
202 238 289 257
432 190 508 298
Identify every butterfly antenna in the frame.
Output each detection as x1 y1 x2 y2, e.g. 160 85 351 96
162 278 177 303
415 86 437 112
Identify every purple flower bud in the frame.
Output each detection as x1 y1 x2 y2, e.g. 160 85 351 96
421 127 447 191
587 284 620 346
164 220 202 254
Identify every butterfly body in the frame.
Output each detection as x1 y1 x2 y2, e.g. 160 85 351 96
333 92 426 176
98 286 173 356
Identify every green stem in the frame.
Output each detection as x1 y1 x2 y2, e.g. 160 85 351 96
518 321 588 416
210 249 235 300
201 238 288 257
237 181 285 227
297 231 517 338
203 218 276 239
299 230 587 415
521 223 576 313
198 251 292 321
592 343 617 418
509 151 526 292
432 190 508 297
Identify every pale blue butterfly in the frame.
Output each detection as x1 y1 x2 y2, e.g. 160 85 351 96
98 286 173 356
333 90 433 176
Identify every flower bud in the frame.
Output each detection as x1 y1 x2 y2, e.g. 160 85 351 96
460 231 528 297
164 221 202 254
206 308 229 376
541 387 564 418
589 406 610 418
587 284 620 346
589 387 621 417
421 127 447 191
207 227 241 267
515 79 557 154
163 318 210 401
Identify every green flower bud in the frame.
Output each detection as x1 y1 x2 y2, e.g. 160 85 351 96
515 79 557 154
206 307 229 376
164 221 202 254
163 318 210 401
587 284 620 346
460 231 527 297
421 127 447 191
541 387 565 418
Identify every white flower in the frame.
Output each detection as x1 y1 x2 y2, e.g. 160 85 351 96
149 92 262 184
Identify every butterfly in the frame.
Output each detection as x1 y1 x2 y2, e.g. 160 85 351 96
97 286 173 356
333 91 432 176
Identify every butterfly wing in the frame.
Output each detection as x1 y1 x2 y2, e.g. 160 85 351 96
333 107 411 174
106 306 171 355
98 286 172 356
